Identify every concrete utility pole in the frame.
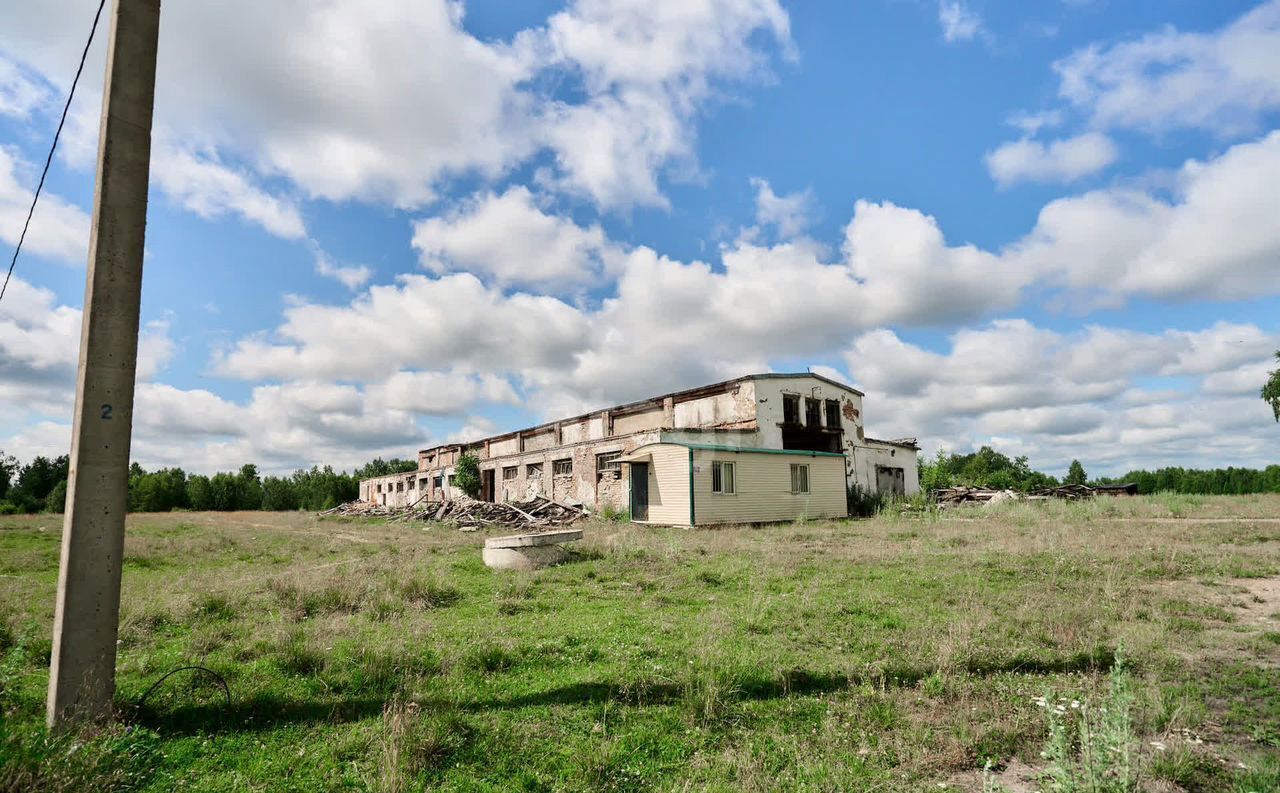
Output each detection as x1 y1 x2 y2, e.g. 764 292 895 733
47 0 161 730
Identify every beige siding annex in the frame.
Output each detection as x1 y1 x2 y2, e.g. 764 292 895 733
622 443 847 526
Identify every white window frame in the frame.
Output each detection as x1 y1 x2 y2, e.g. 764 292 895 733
790 463 810 494
711 461 736 495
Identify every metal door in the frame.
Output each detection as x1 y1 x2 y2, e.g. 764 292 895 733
630 463 649 521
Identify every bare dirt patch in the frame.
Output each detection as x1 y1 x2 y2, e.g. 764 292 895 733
1228 576 1280 628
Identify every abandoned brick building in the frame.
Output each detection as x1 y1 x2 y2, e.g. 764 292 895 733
360 373 919 525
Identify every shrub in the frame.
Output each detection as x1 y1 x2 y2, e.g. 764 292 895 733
396 577 461 610
600 504 630 522
1035 648 1136 792
847 484 886 518
453 453 481 499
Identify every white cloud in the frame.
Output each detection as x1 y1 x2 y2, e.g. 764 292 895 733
151 144 306 239
938 0 982 43
311 246 372 290
1015 131 1280 300
843 319 1280 474
211 272 590 383
749 177 814 238
0 275 175 444
1053 0 1280 136
412 187 609 289
0 55 47 118
445 416 499 445
535 0 792 207
2 0 793 212
985 132 1118 187
0 146 89 264
367 371 519 416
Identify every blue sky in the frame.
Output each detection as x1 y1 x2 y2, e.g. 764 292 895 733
1 0 1277 477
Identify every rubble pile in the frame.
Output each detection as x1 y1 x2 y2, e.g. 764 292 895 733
931 483 1135 507
321 495 590 529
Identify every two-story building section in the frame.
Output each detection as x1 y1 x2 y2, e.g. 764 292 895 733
359 372 919 525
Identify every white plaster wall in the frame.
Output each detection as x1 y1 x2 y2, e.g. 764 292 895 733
752 376 864 450
849 443 920 496
672 382 756 428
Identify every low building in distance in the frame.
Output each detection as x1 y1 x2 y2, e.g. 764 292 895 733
360 372 919 525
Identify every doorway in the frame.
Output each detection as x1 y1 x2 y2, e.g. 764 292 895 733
630 462 649 521
481 469 495 502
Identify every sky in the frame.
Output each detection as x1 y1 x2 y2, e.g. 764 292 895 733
1 0 1278 478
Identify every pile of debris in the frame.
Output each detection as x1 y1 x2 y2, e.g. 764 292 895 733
931 483 1137 507
321 494 590 530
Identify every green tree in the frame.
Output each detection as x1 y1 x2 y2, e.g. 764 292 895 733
45 479 68 513
918 448 953 493
353 457 418 479
1264 351 1280 422
7 455 70 513
261 475 301 511
453 452 481 499
1065 459 1087 486
186 474 213 510
0 451 17 501
237 464 264 510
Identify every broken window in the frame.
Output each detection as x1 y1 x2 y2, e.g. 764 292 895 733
407 479 415 491
553 459 573 476
376 484 383 493
526 462 543 478
433 475 443 490
596 452 621 480
502 466 518 481
711 461 736 495
825 399 841 429
790 463 810 494
396 482 404 492
805 397 821 427
783 394 800 424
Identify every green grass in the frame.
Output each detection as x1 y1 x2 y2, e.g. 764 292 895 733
1 498 1278 791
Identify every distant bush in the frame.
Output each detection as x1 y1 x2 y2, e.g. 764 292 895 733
847 484 886 518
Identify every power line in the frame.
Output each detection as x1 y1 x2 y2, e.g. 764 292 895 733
0 0 108 305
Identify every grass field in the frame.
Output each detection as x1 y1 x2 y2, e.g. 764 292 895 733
2 494 1279 792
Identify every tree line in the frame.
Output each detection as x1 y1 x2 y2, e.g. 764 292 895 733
0 452 418 515
920 446 1279 495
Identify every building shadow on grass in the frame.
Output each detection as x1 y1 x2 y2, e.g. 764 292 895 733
127 647 1115 733
464 646 1117 711
128 693 386 735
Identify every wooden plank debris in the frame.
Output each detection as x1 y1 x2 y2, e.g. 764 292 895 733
320 494 590 530
930 483 1138 507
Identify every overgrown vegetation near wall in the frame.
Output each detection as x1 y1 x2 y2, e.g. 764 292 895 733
0 451 419 514
919 446 1280 496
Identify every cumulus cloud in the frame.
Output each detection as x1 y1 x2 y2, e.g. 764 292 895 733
938 0 982 43
211 272 590 383
412 187 609 289
311 245 372 290
209 126 1280 422
0 275 175 446
0 55 47 118
151 143 306 239
843 319 1280 474
367 371 520 416
2 0 793 212
1014 131 1280 300
985 132 1118 187
1053 0 1280 136
0 147 89 264
749 177 814 238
